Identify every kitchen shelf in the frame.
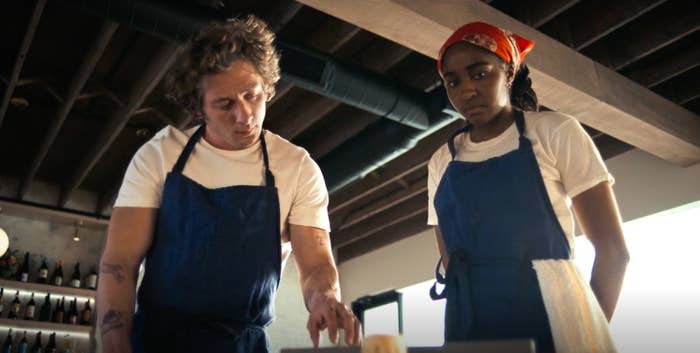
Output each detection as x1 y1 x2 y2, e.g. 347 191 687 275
0 318 92 335
0 279 96 298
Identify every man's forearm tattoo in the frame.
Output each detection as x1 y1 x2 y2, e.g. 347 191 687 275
101 263 126 283
101 309 126 335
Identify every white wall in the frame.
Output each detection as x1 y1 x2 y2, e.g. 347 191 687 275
338 147 700 303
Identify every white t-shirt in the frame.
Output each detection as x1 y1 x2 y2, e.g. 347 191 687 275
427 111 614 252
115 125 330 261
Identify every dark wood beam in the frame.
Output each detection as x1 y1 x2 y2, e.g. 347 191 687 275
331 192 426 248
329 120 461 215
336 211 429 263
529 0 580 28
18 21 119 200
336 176 427 231
0 0 47 129
304 106 380 159
625 44 700 88
264 0 304 33
58 43 185 207
582 0 699 71
541 0 667 51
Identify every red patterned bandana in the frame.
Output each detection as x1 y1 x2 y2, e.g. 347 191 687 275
437 22 534 75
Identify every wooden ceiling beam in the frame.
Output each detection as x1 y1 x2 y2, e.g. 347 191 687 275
18 20 119 200
582 0 699 71
263 0 304 33
335 176 427 231
493 0 579 28
541 0 668 51
0 0 47 129
331 192 426 248
299 0 700 166
625 44 700 88
336 210 429 263
304 106 381 159
58 42 185 207
329 120 461 215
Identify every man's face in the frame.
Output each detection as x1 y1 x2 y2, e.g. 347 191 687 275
199 59 267 150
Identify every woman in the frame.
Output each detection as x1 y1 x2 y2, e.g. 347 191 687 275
427 22 630 352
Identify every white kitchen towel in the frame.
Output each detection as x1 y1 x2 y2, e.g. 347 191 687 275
533 259 617 353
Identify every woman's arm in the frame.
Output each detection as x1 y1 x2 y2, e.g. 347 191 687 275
572 181 630 321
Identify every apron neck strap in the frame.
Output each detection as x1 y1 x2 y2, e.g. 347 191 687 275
446 109 528 160
172 125 205 173
259 130 275 187
171 126 276 188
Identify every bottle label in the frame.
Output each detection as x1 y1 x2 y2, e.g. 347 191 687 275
70 279 81 288
11 303 20 313
69 314 78 324
39 269 48 279
25 306 35 319
54 277 63 286
87 274 98 289
20 273 29 282
82 310 92 324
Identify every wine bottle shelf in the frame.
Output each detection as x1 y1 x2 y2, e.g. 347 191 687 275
0 279 95 299
0 318 92 335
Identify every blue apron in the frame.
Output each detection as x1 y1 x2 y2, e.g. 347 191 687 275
430 111 570 353
131 126 281 353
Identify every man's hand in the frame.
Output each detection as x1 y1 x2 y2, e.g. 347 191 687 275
306 293 361 347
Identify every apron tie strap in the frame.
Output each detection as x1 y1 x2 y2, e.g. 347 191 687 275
429 251 475 340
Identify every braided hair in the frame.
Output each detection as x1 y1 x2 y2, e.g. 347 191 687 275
510 64 538 112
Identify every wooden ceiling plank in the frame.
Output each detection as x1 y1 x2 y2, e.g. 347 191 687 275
336 177 427 231
336 211 429 263
299 0 700 166
58 42 185 207
0 0 47 129
329 120 461 215
625 44 700 88
332 192 427 248
264 0 304 33
18 20 119 200
565 0 668 51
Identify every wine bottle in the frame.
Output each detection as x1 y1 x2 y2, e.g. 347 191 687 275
69 263 80 289
37 258 49 284
66 298 78 325
44 333 57 353
24 292 36 320
80 299 92 325
17 331 28 353
51 262 63 287
18 252 30 282
39 293 51 322
1 329 11 353
0 288 4 317
29 332 41 353
51 298 64 324
86 266 98 290
8 291 21 319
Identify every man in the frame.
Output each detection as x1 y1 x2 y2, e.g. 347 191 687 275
97 15 360 353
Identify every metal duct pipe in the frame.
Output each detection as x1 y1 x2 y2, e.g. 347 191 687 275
276 41 429 129
320 90 460 193
55 0 224 42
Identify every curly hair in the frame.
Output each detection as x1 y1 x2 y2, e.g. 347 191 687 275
166 15 281 120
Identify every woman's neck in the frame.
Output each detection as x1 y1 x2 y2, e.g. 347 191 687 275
470 106 515 142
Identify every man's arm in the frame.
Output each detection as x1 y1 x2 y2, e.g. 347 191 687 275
572 181 630 321
289 224 361 347
97 207 157 353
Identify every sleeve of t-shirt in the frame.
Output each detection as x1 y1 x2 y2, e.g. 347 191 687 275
288 153 331 232
551 118 615 198
113 142 165 208
427 149 446 226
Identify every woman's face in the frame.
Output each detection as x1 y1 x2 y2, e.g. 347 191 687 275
440 42 512 127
